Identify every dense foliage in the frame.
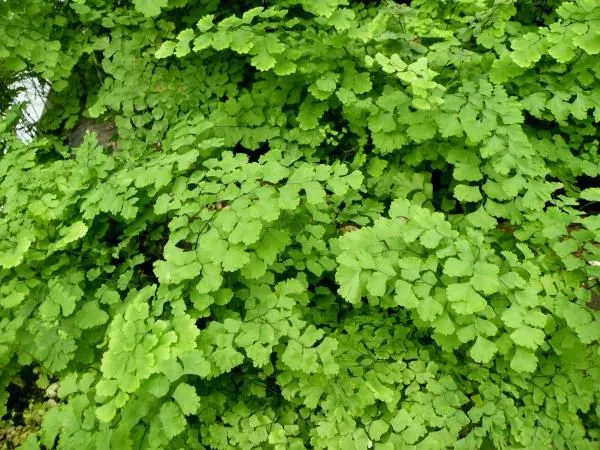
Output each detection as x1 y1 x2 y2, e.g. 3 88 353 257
1 0 600 448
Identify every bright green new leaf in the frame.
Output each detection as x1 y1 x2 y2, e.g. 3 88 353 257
443 257 473 278
369 420 389 441
251 51 277 71
172 383 201 415
470 336 497 363
337 266 362 304
133 0 168 17
510 325 545 349
180 350 211 377
470 262 499 295
96 401 117 423
229 220 263 245
156 41 176 59
159 401 187 438
394 280 419 309
304 181 327 205
574 30 600 55
366 271 388 297
454 185 482 202
580 188 600 201
446 283 486 315
222 246 250 272
510 348 538 373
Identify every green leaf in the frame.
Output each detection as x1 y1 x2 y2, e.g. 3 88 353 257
470 262 499 295
0 236 32 269
574 30 600 55
390 410 413 432
560 301 592 328
510 348 537 373
443 257 473 278
156 41 176 59
282 340 303 370
297 97 327 130
133 0 168 17
301 0 341 17
369 420 389 441
180 350 211 377
366 271 388 297
548 42 576 63
229 220 263 245
419 229 443 249
96 401 117 423
262 161 289 184
480 135 505 157
230 29 255 54
581 188 600 201
222 246 250 272
510 325 545 349
470 336 497 363
304 181 327 205
175 29 195 57
337 266 362 304
197 15 215 32
446 283 486 315
212 347 244 373
329 9 356 31
274 59 297 76
279 185 301 210
552 239 578 258
193 34 212 51
251 51 276 71
142 375 170 398
172 383 201 415
159 402 187 439
454 185 482 202
511 33 546 67
315 72 338 93
74 301 109 329
1 287 26 308
19 435 40 450
466 207 497 231
417 296 443 321
35 329 76 372
53 222 88 250
394 280 419 309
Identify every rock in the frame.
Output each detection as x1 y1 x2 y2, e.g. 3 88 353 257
66 117 116 149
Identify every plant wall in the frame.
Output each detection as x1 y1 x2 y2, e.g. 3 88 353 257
0 0 600 448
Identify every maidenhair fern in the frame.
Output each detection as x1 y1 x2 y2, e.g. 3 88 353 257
1 0 599 449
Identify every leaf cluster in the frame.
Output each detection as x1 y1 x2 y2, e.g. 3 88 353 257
1 0 600 449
